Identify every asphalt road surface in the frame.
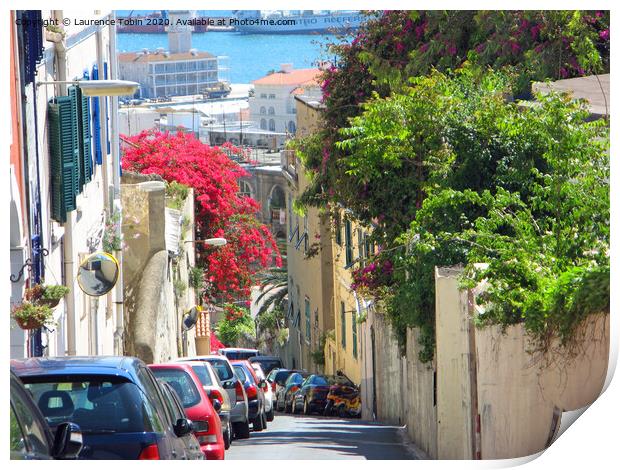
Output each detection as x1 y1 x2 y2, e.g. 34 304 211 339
226 412 420 460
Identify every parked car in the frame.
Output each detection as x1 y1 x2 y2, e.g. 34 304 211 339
249 355 283 375
250 363 274 421
148 363 224 460
12 356 202 459
10 370 83 460
157 381 205 459
176 360 232 450
267 369 297 411
218 348 260 361
292 375 332 415
231 360 267 431
178 355 250 440
277 371 309 413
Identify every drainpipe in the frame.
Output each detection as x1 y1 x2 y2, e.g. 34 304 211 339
109 15 125 355
53 11 76 356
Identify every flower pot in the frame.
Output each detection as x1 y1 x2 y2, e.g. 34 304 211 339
45 30 64 43
15 317 45 330
39 298 61 308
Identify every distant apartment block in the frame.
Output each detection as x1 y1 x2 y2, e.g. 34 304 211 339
119 49 219 98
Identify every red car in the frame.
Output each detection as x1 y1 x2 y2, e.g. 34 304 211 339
149 363 225 460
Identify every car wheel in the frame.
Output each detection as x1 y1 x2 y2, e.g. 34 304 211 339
324 400 333 416
262 411 268 430
223 425 231 449
303 398 311 415
284 399 291 414
338 404 347 418
234 420 250 439
253 411 265 431
266 408 275 422
292 399 300 415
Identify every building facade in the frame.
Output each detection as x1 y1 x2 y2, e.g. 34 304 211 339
118 50 219 99
250 64 321 136
10 10 124 358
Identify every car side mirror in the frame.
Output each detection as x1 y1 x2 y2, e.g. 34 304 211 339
174 418 193 437
52 422 83 459
212 398 222 413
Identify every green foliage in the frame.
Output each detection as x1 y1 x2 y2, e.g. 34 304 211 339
173 278 187 299
165 181 190 210
315 66 608 361
188 266 205 290
311 332 329 365
41 284 70 300
216 305 256 346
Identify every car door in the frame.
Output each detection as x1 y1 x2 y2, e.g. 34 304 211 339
159 382 203 460
10 377 53 460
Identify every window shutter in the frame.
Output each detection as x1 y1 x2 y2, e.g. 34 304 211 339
48 96 78 222
91 64 102 165
68 86 82 195
78 74 93 184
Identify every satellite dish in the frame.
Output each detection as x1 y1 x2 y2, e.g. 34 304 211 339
183 306 202 330
76 252 119 297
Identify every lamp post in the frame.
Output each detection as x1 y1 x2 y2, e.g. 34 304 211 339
36 79 140 97
183 237 228 246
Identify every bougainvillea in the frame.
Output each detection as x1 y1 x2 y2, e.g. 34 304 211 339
122 130 282 300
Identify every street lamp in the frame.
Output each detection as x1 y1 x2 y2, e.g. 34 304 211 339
184 238 228 246
36 79 140 97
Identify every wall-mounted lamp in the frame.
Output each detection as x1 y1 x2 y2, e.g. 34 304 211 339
36 79 140 97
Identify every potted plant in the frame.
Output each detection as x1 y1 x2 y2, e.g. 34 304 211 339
40 284 70 308
12 302 54 330
24 285 45 302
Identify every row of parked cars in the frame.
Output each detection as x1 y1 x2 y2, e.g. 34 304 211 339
9 348 284 460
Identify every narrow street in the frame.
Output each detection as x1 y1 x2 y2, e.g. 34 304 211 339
227 413 419 460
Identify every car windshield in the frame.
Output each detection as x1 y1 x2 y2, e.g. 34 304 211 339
252 359 281 374
202 359 234 381
150 369 201 408
273 370 293 385
233 365 248 382
221 350 259 360
23 377 156 433
313 376 330 386
190 364 213 387
327 376 354 387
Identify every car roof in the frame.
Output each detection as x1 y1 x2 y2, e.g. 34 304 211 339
249 356 281 361
219 348 259 352
10 356 144 381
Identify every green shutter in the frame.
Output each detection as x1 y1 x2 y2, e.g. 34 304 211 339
48 96 78 223
68 86 82 196
77 86 92 185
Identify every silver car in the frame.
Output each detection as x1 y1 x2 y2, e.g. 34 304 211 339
178 355 251 439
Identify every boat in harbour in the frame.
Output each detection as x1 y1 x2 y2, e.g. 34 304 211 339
231 10 365 34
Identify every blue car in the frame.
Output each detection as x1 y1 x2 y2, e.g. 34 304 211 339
11 356 204 460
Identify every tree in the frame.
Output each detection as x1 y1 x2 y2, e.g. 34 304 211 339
122 130 282 301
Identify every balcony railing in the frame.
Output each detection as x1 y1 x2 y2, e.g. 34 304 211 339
281 149 298 184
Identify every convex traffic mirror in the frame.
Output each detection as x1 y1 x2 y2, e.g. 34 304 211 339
77 252 119 296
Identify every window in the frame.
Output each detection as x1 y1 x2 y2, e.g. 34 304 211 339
340 302 346 350
344 219 353 267
305 298 311 342
10 385 49 456
268 106 275 115
238 180 252 198
358 229 365 266
352 310 358 359
260 106 266 115
260 118 267 130
288 121 296 133
269 93 276 99
150 369 201 409
335 213 342 246
269 119 275 132
303 215 308 252
260 93 267 99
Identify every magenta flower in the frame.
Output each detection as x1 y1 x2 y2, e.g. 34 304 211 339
510 42 521 54
420 43 429 53
395 42 405 54
600 29 609 41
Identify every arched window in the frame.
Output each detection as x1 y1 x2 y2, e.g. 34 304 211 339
238 180 253 199
288 121 296 133
269 119 275 132
260 106 266 115
260 118 267 130
268 106 275 115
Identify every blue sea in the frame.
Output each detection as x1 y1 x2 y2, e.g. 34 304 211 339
115 10 348 84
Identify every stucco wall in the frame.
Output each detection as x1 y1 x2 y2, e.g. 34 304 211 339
435 266 610 460
363 312 438 458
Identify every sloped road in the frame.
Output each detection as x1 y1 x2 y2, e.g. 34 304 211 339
226 412 420 460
